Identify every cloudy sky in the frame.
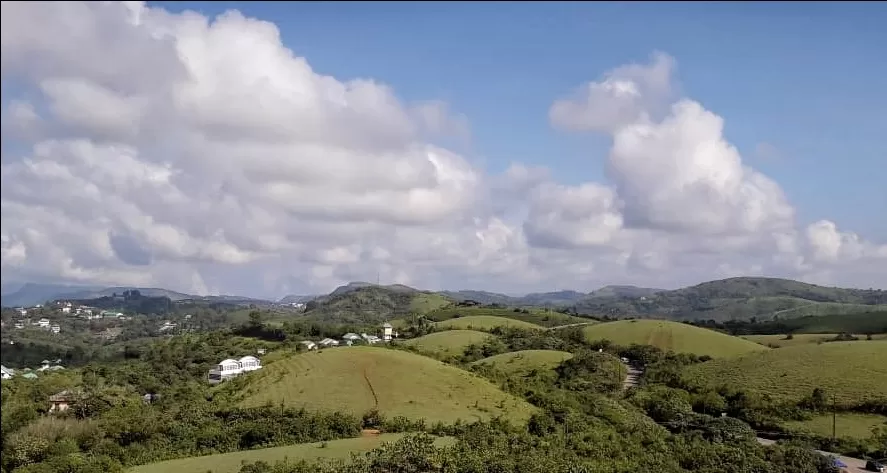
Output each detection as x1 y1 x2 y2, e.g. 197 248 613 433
2 2 885 298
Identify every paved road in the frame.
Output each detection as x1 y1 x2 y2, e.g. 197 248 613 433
756 438 871 472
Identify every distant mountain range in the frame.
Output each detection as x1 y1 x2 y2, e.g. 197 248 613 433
4 277 886 323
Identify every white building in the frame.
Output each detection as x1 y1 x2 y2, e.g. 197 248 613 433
18 308 27 316
50 324 61 334
1 365 14 380
158 321 177 332
207 356 263 384
299 341 317 350
319 338 339 347
381 322 393 342
36 318 50 328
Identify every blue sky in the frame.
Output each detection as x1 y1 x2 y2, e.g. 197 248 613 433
148 1 887 239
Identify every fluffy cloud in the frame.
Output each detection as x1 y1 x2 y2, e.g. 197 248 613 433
1 2 884 297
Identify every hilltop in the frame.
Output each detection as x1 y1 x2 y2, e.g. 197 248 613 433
238 346 536 423
582 320 769 358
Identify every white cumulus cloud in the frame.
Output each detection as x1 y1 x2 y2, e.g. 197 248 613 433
1 2 884 297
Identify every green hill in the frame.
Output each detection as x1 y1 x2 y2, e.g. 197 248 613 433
130 434 454 473
684 341 887 405
472 350 574 375
582 320 768 358
571 277 886 321
435 316 544 332
743 333 887 348
403 330 494 357
428 306 591 328
239 347 535 424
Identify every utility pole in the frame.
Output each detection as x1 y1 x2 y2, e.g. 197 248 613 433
831 395 837 443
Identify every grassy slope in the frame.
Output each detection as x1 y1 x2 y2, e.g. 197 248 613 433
434 315 544 332
403 330 494 357
784 413 887 440
428 307 590 328
582 320 768 358
130 434 454 473
409 293 453 314
239 346 535 424
471 350 574 375
743 333 887 348
684 341 887 404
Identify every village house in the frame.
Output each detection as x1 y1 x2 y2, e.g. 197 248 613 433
382 322 394 341
36 318 50 328
158 321 177 332
1 365 14 380
49 390 78 413
50 324 61 334
319 338 340 347
300 340 317 350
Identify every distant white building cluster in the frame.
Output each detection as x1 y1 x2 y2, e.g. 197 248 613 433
1 360 65 381
207 354 263 384
10 302 131 334
299 322 397 350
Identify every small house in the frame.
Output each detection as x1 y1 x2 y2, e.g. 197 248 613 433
381 322 393 342
365 335 381 345
1 365 14 380
36 318 50 328
300 341 317 350
22 373 38 380
208 358 242 384
49 390 78 413
319 338 339 347
342 333 361 342
50 324 61 334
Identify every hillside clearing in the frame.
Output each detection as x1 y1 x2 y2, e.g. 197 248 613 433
743 333 887 348
435 315 543 332
410 293 453 314
472 350 574 375
404 330 494 357
239 346 535 424
783 413 887 440
684 341 887 405
428 307 590 328
582 320 767 358
129 434 454 473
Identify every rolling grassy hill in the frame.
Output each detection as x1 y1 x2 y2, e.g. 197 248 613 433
403 330 494 357
410 293 453 314
238 347 535 423
684 341 887 405
471 350 574 375
581 320 769 358
428 307 588 327
743 333 887 348
130 434 455 473
434 316 544 332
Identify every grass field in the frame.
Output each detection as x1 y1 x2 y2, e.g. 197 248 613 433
471 350 574 376
410 293 453 314
743 333 887 348
784 413 887 439
239 346 535 423
684 341 887 405
427 307 591 328
581 320 768 358
130 434 454 473
434 315 544 332
403 330 494 357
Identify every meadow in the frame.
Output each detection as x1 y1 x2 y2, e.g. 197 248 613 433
129 434 454 473
783 413 887 440
743 333 887 348
684 341 887 405
471 350 574 376
434 315 544 332
238 346 535 424
427 306 591 327
403 330 494 357
582 319 768 358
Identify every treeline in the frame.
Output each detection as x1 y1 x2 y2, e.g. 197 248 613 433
690 311 887 335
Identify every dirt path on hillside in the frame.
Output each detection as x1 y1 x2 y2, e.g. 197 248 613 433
361 368 379 408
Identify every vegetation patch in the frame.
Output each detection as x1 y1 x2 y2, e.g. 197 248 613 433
783 413 887 440
434 315 544 332
239 346 535 424
471 350 574 376
403 330 495 357
582 320 768 358
129 434 454 473
684 341 887 405
428 306 590 327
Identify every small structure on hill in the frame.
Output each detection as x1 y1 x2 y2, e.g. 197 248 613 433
0 365 14 380
382 322 393 342
49 390 78 413
207 356 263 384
300 340 317 351
319 338 340 347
